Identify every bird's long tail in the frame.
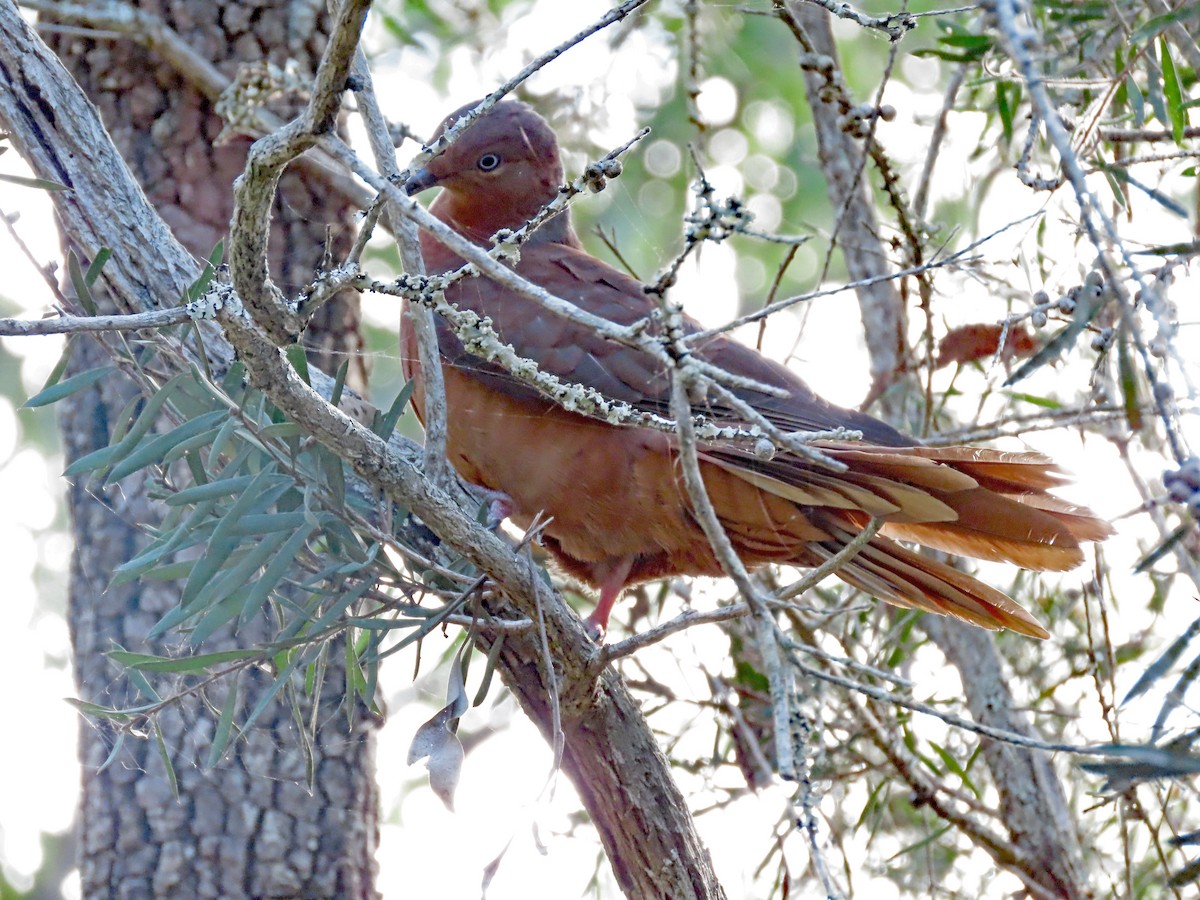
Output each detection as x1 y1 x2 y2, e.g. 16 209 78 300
708 444 1112 637
808 513 1052 638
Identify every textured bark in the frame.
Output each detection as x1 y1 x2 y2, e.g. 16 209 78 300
30 1 376 896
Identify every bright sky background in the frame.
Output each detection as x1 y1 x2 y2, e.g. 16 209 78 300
1 1 1197 897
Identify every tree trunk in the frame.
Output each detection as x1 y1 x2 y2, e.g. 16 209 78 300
43 2 377 895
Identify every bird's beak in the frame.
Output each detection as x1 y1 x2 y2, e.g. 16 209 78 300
404 167 440 196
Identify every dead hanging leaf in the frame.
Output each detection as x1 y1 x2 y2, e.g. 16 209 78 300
935 322 1037 370
408 650 470 810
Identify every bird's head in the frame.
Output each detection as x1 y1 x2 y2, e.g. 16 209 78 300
405 100 566 243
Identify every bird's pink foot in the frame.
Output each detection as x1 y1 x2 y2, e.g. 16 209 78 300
470 486 513 529
583 557 635 643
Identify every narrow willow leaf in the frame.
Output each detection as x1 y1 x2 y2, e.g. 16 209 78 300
241 650 310 735
68 250 96 315
232 512 311 535
30 335 76 401
24 365 114 409
1121 615 1200 705
237 525 318 627
308 579 375 634
0 172 69 191
125 667 162 703
153 721 180 801
1116 328 1144 432
65 698 138 720
889 824 953 861
206 674 240 769
1133 523 1192 574
929 741 982 798
162 428 225 469
374 379 415 438
108 648 261 674
189 592 247 645
75 372 195 478
1006 391 1062 409
331 359 349 407
165 473 259 506
97 731 128 774
1004 285 1106 386
472 633 505 708
111 499 218 587
285 344 311 384
318 446 346 509
1151 649 1200 742
184 242 222 303
84 248 113 287
257 422 304 441
190 529 296 612
206 414 241 468
1131 6 1200 43
62 442 126 478
1144 47 1170 132
178 534 246 610
1159 37 1186 143
106 409 228 482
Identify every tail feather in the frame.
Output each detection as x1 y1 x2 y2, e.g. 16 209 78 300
703 441 1109 637
811 519 1051 638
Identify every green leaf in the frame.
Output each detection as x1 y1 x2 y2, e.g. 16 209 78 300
1130 7 1200 44
85 248 112 288
110 500 218 586
0 172 69 191
1116 327 1144 432
153 720 180 800
189 527 297 613
285 344 311 384
241 649 310 735
23 364 114 408
107 648 260 673
1145 47 1170 133
889 824 953 860
1159 37 1187 144
1005 392 1062 409
996 82 1018 144
206 675 241 769
164 474 260 506
374 378 415 439
105 409 228 482
185 241 223 303
929 741 982 798
178 470 293 607
189 591 248 645
67 251 96 315
1121 616 1200 705
1133 523 1194 574
237 525 318 628
331 359 349 407
63 372 194 476
1004 285 1106 386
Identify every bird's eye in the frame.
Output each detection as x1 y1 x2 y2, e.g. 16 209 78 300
477 153 502 172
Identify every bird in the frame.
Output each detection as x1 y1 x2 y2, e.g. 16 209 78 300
400 99 1112 640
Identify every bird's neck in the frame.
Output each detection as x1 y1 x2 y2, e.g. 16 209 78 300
423 194 581 273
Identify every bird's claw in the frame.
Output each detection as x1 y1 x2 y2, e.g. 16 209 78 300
583 614 607 643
